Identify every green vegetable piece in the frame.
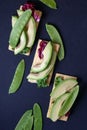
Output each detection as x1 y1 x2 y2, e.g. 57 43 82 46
31 41 53 73
21 47 30 54
59 85 79 117
27 51 57 80
40 0 57 9
17 10 37 48
12 16 18 27
46 24 65 61
50 78 78 99
50 93 70 121
15 110 33 130
8 59 25 94
55 76 63 86
17 9 24 16
11 16 27 55
9 10 32 48
37 75 48 88
33 103 42 130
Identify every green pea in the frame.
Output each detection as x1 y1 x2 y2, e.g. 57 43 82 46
33 103 42 130
46 24 65 61
58 85 79 117
9 10 32 48
8 59 25 94
40 0 57 9
15 110 33 130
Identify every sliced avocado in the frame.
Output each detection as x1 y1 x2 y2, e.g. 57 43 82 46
11 16 27 54
50 93 69 122
11 16 18 27
31 41 53 73
27 16 36 47
14 31 27 55
27 50 57 80
50 78 78 99
58 85 79 117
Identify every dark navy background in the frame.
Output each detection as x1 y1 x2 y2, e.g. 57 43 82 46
0 0 87 130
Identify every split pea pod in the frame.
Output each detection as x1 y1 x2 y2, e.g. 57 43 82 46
8 59 25 94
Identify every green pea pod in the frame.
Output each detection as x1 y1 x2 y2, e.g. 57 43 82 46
9 10 32 48
11 16 27 55
40 0 57 9
15 110 33 130
46 24 65 61
33 103 42 130
58 85 79 117
8 59 25 94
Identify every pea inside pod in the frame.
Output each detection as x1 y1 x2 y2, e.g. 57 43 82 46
8 59 25 94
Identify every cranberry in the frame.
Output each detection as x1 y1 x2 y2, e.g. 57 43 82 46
22 2 41 22
40 41 47 47
22 2 35 15
38 41 47 59
33 11 41 22
38 48 44 59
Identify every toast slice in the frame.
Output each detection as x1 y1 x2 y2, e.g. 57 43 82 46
27 39 60 87
47 73 77 121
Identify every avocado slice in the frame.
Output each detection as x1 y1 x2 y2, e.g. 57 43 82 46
27 16 36 47
17 9 24 16
17 10 38 48
31 41 53 73
50 93 69 122
14 31 27 55
17 9 37 47
11 16 27 55
58 85 79 117
27 50 57 80
50 78 78 99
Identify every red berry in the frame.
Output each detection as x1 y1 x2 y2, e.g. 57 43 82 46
38 41 48 59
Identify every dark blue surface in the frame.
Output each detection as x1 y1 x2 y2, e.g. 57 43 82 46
0 0 87 130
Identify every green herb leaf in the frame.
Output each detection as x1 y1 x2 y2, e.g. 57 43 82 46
55 76 63 86
37 76 48 88
21 47 30 54
8 59 25 94
40 0 57 9
33 103 42 130
46 24 65 61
